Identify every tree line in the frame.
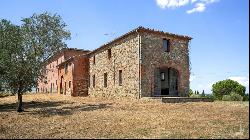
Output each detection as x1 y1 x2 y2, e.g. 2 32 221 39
189 79 249 101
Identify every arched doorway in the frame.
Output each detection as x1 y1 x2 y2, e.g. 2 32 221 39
157 67 179 96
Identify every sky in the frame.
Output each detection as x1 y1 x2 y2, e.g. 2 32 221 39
0 0 249 93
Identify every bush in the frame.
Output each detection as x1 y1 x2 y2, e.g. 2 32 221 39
222 95 231 101
190 94 202 98
230 93 243 101
189 89 194 97
243 94 249 101
205 94 215 101
222 92 243 101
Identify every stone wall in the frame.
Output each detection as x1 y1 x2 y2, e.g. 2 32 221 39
88 33 140 99
140 32 190 97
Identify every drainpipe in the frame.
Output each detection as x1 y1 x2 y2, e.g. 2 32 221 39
137 30 142 99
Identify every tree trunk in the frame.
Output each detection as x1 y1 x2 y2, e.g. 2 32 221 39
17 93 24 112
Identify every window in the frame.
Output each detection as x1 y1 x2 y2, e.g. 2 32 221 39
108 49 111 59
104 73 107 87
56 80 57 85
92 75 95 87
69 81 71 88
88 75 90 87
93 55 95 65
161 72 165 81
163 39 170 52
119 70 122 86
65 63 68 74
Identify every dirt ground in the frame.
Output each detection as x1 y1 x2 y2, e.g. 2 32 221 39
0 93 249 139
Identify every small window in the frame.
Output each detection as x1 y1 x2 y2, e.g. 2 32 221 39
108 49 111 59
163 39 170 52
93 55 96 65
119 70 122 86
92 75 95 87
65 63 68 74
69 81 71 88
104 73 107 87
56 80 57 85
161 72 165 81
88 75 90 87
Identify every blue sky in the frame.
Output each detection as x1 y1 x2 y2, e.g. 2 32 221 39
0 0 249 93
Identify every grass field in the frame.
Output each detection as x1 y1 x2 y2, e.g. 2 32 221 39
0 93 249 139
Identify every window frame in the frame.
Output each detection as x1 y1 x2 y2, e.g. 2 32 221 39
93 55 96 65
65 63 68 74
104 73 107 88
108 49 111 60
163 38 170 52
92 75 95 88
119 70 122 86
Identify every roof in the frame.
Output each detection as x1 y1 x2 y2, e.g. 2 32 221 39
46 48 90 63
88 26 192 55
57 53 88 67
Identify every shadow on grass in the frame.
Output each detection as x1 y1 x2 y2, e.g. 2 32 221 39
0 100 112 117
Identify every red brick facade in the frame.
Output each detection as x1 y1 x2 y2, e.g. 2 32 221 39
37 48 89 95
57 54 89 96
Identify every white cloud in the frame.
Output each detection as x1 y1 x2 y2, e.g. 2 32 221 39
155 0 219 14
191 0 198 3
190 75 196 82
156 0 190 9
186 2 206 14
228 76 249 88
228 76 249 93
200 0 219 4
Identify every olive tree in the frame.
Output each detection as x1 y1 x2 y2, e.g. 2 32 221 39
0 12 71 112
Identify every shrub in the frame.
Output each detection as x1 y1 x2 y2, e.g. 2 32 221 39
190 94 202 98
205 94 215 101
189 89 194 97
230 92 243 101
222 95 231 101
222 92 243 101
243 94 249 101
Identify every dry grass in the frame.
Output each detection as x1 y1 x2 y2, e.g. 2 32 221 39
0 93 249 139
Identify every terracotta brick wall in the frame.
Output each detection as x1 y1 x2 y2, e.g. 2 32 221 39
72 55 89 96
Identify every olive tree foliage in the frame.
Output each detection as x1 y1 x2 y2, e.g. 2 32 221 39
0 12 71 112
212 79 246 100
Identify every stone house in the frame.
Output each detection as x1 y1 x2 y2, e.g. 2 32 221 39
37 48 89 94
88 27 192 99
57 53 89 96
